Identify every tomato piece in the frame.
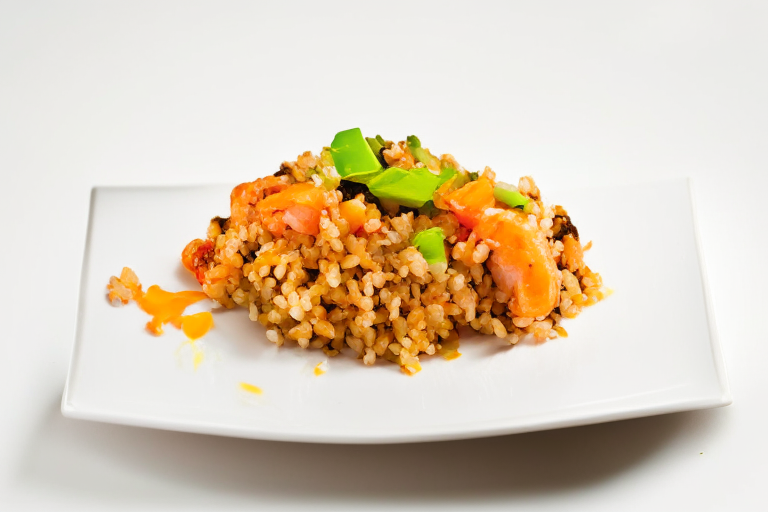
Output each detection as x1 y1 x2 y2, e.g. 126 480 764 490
181 238 214 284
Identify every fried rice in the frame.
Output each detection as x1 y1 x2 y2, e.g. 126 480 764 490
181 130 606 374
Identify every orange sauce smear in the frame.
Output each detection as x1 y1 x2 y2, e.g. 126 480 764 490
107 268 215 362
174 311 215 340
137 285 210 335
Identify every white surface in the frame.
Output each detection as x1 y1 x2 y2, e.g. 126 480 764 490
62 179 730 443
1 0 765 509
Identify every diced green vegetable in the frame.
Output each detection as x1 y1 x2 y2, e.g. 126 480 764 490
367 167 448 208
412 227 447 274
436 167 458 187
494 182 530 209
330 128 383 183
406 135 440 170
406 135 421 146
468 171 480 181
365 136 387 167
366 137 384 155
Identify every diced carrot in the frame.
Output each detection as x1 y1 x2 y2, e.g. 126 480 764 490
338 199 367 233
562 234 585 273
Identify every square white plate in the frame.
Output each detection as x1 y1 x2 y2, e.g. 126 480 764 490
62 177 731 443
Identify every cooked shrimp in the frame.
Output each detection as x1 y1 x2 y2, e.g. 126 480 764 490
445 177 561 318
256 182 326 236
230 175 291 228
476 209 561 318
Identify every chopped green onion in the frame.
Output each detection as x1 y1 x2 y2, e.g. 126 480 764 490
406 134 421 147
365 137 387 167
406 135 441 170
436 167 458 187
366 136 384 156
367 167 448 208
412 227 447 274
330 128 384 183
494 182 530 209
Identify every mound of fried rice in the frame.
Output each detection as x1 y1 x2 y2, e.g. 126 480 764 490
182 141 606 374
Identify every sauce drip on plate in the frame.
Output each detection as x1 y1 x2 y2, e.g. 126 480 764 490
239 382 263 395
314 361 328 376
176 311 214 340
107 267 215 369
138 285 209 335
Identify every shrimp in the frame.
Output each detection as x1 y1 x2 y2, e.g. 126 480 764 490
444 177 561 318
475 209 561 318
229 175 291 228
256 182 326 236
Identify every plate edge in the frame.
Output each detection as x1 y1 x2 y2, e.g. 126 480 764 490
59 393 731 445
686 178 733 405
61 187 98 416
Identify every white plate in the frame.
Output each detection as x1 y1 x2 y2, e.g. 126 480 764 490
62 178 731 444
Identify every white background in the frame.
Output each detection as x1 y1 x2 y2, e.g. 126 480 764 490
1 1 765 510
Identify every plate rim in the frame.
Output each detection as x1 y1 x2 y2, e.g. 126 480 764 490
61 392 730 444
